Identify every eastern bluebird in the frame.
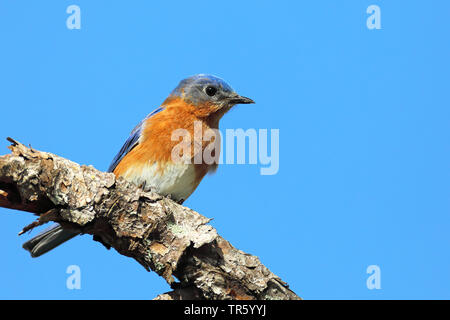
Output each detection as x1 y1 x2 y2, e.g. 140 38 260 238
23 74 254 257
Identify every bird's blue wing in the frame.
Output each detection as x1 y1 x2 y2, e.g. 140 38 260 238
107 106 164 173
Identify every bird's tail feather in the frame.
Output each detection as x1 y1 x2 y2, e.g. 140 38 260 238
22 224 79 258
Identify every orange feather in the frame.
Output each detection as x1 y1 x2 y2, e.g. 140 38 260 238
113 98 224 186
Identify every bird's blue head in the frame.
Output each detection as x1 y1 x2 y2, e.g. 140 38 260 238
168 74 254 108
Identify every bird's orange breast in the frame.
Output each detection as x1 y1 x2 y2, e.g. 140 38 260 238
113 98 223 197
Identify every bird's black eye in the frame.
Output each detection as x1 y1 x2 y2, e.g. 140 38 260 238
205 86 217 97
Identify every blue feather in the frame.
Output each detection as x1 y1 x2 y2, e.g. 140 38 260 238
107 106 164 173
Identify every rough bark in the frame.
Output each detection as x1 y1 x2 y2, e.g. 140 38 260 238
0 138 300 300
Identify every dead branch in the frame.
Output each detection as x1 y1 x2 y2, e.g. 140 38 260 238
0 138 300 300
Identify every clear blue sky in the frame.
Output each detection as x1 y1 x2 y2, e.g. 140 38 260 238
0 1 449 299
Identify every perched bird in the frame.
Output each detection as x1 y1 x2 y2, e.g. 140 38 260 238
23 74 254 257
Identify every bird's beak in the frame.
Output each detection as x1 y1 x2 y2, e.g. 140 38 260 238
228 94 255 105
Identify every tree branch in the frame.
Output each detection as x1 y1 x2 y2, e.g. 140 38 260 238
0 138 300 300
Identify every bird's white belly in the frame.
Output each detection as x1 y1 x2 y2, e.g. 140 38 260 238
123 162 197 202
